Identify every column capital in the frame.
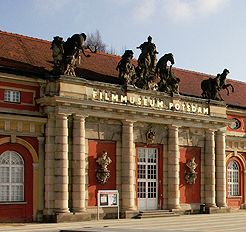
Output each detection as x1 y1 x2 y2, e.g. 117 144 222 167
56 112 69 118
205 128 216 135
73 113 88 120
168 124 180 130
216 129 226 135
122 119 136 126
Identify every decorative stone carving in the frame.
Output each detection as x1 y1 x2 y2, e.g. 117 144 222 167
96 151 112 184
146 129 155 144
185 157 198 184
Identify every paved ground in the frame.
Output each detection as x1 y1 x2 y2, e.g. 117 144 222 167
1 212 246 232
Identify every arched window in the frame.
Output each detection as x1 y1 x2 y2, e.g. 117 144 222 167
0 151 24 202
227 160 240 196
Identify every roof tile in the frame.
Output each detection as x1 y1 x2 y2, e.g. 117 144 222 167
0 31 245 108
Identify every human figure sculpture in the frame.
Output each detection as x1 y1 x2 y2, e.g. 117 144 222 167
185 157 198 184
96 151 112 184
116 50 136 91
136 36 158 81
201 69 234 100
51 36 64 75
51 33 90 76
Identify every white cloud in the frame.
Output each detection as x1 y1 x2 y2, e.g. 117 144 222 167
167 0 193 22
132 0 157 24
164 0 231 23
197 0 229 14
131 0 230 24
32 0 70 14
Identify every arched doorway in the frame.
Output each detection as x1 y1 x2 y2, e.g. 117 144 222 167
0 138 38 222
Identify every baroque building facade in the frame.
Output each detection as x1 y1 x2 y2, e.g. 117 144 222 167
0 31 246 222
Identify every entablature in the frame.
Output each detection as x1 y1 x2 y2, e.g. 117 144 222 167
38 76 229 129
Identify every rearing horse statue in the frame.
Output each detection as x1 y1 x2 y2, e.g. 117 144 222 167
155 53 180 94
201 69 234 100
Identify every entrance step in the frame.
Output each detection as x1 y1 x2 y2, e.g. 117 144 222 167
135 210 180 219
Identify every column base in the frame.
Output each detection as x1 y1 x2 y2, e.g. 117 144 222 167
55 208 70 213
72 208 86 213
217 203 227 208
205 203 217 208
168 204 181 210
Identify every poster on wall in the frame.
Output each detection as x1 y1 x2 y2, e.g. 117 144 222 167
98 190 118 207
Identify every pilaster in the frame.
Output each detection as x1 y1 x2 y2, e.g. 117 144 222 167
44 112 56 215
37 136 45 217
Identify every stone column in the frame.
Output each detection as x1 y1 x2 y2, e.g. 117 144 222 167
216 130 227 207
54 113 69 213
204 129 216 207
72 114 86 212
121 120 136 211
167 125 180 209
44 113 56 215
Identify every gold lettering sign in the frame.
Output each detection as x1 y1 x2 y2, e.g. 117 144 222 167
92 89 209 115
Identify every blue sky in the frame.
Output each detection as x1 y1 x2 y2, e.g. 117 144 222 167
1 0 246 83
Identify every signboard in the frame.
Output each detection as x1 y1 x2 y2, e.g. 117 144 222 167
97 190 119 220
98 190 118 207
92 89 209 115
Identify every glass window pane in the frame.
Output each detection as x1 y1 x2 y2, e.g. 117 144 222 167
0 151 24 202
227 160 240 196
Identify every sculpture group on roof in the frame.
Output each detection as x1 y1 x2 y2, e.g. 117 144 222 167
51 33 234 100
51 33 92 76
117 36 180 95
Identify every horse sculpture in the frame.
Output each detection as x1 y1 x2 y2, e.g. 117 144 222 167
156 53 180 94
201 69 234 100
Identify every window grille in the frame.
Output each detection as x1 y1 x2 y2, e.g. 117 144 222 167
0 151 24 202
227 160 240 196
4 90 20 103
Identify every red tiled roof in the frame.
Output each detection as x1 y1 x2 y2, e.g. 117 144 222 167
0 31 245 108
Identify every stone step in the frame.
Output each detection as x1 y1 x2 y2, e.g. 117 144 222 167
135 210 180 219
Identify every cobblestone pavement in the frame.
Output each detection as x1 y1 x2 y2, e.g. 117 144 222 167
1 212 246 232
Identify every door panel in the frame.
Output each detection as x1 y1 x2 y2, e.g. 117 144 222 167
137 147 158 211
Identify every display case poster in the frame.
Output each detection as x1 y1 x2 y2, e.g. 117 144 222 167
100 194 108 206
98 190 118 207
